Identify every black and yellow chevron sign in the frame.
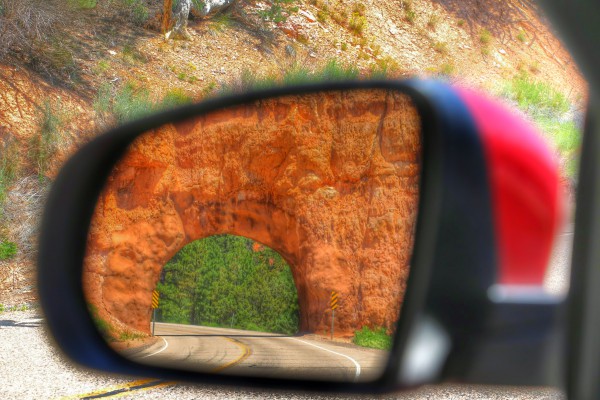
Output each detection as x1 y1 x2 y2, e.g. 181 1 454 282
152 290 160 309
330 291 338 310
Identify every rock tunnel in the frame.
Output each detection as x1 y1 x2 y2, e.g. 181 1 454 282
83 89 422 336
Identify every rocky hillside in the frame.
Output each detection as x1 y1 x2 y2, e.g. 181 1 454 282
0 0 586 306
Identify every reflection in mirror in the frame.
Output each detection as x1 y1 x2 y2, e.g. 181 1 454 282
83 89 422 382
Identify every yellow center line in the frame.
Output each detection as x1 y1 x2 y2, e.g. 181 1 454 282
211 337 253 373
61 335 252 399
58 379 175 400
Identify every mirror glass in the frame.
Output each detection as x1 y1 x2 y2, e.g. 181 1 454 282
83 88 422 382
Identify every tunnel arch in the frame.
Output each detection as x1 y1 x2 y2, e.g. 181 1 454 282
83 89 421 336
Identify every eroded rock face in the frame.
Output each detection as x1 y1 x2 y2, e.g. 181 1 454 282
84 89 421 336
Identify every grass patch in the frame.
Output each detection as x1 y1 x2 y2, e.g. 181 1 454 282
401 0 415 23
353 326 392 350
119 330 146 341
0 137 20 216
88 304 113 340
30 101 64 181
257 0 299 23
502 73 570 115
370 56 401 78
112 83 154 123
93 60 111 75
427 12 440 29
479 28 492 45
220 59 359 95
535 117 581 177
331 9 347 25
68 0 98 8
283 64 312 85
439 62 456 77
120 0 149 25
500 73 581 179
95 82 195 126
0 241 17 260
0 304 30 312
160 88 193 109
349 12 367 36
433 41 448 55
209 11 234 32
320 59 360 80
122 43 148 65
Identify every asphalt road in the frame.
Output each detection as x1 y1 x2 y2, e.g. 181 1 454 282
127 323 387 382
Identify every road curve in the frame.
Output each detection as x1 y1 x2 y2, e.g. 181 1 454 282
126 323 388 382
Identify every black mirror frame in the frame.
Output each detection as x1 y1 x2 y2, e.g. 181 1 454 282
38 79 485 393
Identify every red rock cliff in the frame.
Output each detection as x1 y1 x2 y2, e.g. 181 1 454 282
83 89 422 336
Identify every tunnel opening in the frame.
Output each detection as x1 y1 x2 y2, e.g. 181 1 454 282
156 234 300 335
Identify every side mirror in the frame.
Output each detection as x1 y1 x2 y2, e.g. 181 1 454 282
38 80 564 393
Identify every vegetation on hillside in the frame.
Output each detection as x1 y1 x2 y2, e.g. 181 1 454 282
157 235 300 335
0 0 584 306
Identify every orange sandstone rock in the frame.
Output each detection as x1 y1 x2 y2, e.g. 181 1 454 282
84 89 422 336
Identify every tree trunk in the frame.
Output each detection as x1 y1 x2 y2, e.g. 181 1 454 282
162 0 173 34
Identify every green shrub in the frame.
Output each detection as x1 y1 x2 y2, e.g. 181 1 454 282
353 326 392 350
112 83 154 123
160 88 193 109
0 241 17 260
503 73 570 115
319 59 359 80
257 0 299 23
96 82 196 125
283 64 312 85
370 56 401 78
331 9 347 25
433 41 448 54
480 28 492 45
122 0 149 25
349 12 367 35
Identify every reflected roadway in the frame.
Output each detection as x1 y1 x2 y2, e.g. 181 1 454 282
126 323 388 382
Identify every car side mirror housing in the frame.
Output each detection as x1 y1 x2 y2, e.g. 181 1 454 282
38 79 564 393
